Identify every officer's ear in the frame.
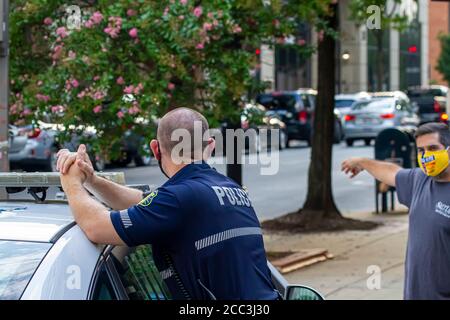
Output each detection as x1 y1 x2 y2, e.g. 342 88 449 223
203 137 215 160
150 140 161 160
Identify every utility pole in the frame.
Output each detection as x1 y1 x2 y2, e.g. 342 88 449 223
0 0 10 200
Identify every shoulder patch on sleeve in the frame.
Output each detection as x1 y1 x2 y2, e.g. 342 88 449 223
139 189 158 206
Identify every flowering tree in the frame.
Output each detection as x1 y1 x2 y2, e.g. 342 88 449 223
9 0 330 160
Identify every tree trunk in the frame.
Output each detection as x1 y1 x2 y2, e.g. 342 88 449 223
375 29 384 91
301 3 340 220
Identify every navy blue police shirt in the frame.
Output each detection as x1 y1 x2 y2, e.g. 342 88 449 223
110 161 279 300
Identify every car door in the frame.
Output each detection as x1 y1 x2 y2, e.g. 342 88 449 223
107 245 172 300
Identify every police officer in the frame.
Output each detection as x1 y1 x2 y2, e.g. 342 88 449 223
342 122 450 300
57 107 279 300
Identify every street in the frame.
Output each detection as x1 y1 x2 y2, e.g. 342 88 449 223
111 140 390 221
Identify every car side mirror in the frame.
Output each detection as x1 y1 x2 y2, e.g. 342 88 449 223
285 285 324 300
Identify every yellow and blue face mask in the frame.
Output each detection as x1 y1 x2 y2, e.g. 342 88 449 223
418 147 450 177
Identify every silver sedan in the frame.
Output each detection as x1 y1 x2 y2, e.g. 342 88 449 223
343 98 420 147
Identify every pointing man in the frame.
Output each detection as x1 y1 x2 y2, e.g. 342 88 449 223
342 122 450 300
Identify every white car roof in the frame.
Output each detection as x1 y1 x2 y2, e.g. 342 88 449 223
0 201 74 242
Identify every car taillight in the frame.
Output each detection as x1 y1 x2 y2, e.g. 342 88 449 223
440 113 449 122
27 128 41 139
298 111 308 123
344 114 355 121
380 113 395 119
434 100 441 113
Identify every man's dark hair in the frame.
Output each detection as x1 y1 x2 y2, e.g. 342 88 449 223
415 122 450 146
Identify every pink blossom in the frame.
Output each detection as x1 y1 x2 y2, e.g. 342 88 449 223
297 39 306 46
93 105 102 113
84 20 94 28
180 0 188 5
193 6 203 18
36 94 50 102
37 80 43 86
196 42 204 50
117 111 125 118
167 83 175 91
163 6 169 16
44 17 53 25
128 105 140 115
116 76 125 85
22 109 32 116
124 85 134 94
232 24 242 34
129 28 138 38
91 91 102 100
56 27 68 38
68 50 76 60
203 22 213 31
207 12 214 19
91 12 103 25
134 83 143 95
71 79 79 88
127 9 137 17
213 19 219 27
93 75 100 81
217 10 223 18
77 91 86 99
179 15 185 20
51 105 64 113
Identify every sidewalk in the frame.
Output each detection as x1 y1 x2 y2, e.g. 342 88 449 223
263 210 409 300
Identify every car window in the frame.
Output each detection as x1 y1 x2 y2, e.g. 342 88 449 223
300 94 312 109
354 100 393 112
92 265 118 300
0 241 52 300
256 94 298 111
112 245 171 300
335 99 355 109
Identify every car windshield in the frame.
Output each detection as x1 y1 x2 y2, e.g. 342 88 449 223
257 94 297 110
335 99 355 108
0 241 52 300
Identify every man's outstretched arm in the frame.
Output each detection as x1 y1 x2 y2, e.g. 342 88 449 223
341 157 402 187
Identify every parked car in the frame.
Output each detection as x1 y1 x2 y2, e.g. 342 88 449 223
334 92 371 119
9 120 152 171
256 89 343 146
0 172 324 300
343 97 420 146
241 103 288 151
8 124 59 172
406 85 448 124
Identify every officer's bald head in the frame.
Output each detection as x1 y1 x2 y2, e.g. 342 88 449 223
157 107 210 160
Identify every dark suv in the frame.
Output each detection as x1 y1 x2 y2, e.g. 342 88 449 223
406 85 448 124
256 89 342 146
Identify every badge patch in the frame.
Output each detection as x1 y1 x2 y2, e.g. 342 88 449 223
139 190 158 206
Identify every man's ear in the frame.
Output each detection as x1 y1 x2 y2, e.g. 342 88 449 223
203 137 215 159
150 139 160 160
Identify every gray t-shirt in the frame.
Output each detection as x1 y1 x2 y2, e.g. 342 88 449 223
396 168 450 300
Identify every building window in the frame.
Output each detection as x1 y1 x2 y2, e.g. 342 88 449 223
275 23 311 90
399 21 421 90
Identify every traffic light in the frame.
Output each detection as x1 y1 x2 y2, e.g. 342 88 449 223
408 45 417 54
